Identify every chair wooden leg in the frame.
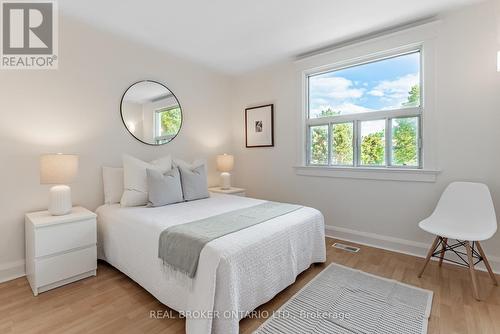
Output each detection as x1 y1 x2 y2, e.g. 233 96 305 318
438 238 448 267
418 236 441 278
476 241 498 286
466 241 480 301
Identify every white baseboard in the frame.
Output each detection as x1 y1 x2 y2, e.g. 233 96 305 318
1 226 498 284
325 225 500 275
0 260 26 284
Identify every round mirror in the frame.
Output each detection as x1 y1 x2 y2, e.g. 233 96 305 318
121 80 182 145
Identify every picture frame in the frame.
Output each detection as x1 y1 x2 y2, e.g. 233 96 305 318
245 104 274 148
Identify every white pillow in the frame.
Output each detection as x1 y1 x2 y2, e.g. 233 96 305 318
178 164 209 201
102 167 124 204
121 154 172 207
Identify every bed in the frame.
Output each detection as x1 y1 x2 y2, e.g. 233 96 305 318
96 193 326 334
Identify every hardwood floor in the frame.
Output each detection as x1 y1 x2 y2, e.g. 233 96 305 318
1 238 499 334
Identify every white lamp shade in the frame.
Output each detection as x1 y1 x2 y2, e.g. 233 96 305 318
40 154 79 184
216 154 234 172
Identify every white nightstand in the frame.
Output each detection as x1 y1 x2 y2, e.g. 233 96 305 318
25 207 97 296
209 187 246 197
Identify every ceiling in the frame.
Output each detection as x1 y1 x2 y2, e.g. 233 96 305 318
61 0 484 75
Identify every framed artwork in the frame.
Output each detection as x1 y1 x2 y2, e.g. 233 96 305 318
245 104 274 148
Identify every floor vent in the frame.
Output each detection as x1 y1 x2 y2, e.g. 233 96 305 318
332 243 360 253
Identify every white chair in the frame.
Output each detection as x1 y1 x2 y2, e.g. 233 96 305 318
418 182 498 300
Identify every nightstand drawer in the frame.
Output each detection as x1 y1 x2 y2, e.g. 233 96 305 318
35 219 96 257
36 246 97 287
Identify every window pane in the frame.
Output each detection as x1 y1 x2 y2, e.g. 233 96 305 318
392 117 419 167
331 122 353 165
309 51 420 118
360 120 385 166
158 107 182 137
309 125 328 164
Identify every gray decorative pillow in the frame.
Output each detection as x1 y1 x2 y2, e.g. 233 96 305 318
178 164 209 201
146 167 184 207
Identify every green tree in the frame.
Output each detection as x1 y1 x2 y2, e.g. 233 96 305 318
311 126 328 164
160 107 182 136
317 108 341 117
403 85 420 107
392 118 417 165
361 131 384 165
332 123 353 165
311 108 352 165
311 84 420 166
391 84 420 166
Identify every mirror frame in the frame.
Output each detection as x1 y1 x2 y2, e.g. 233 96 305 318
120 80 183 146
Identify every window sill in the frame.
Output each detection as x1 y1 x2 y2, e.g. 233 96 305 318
294 165 440 182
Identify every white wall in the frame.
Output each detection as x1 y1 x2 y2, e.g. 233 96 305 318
121 102 144 139
230 1 500 270
0 16 233 282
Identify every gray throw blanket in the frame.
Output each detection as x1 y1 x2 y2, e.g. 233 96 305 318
158 201 302 278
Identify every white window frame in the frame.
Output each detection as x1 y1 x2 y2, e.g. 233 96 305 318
306 48 423 169
296 30 441 182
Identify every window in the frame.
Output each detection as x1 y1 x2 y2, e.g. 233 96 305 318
332 122 353 166
154 106 182 144
306 50 422 168
360 120 386 166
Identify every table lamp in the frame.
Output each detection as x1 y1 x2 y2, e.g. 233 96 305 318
216 154 234 190
40 154 79 216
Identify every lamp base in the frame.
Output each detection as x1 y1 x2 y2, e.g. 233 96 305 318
220 172 231 190
49 185 72 216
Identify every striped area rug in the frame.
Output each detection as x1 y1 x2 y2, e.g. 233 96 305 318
254 263 433 334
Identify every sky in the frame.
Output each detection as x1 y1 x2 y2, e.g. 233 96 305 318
309 51 420 121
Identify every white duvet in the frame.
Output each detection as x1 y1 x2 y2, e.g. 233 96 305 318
96 193 326 334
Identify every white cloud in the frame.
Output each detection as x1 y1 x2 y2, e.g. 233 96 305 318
335 103 372 114
368 73 419 105
368 90 384 97
310 103 372 117
310 76 364 100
